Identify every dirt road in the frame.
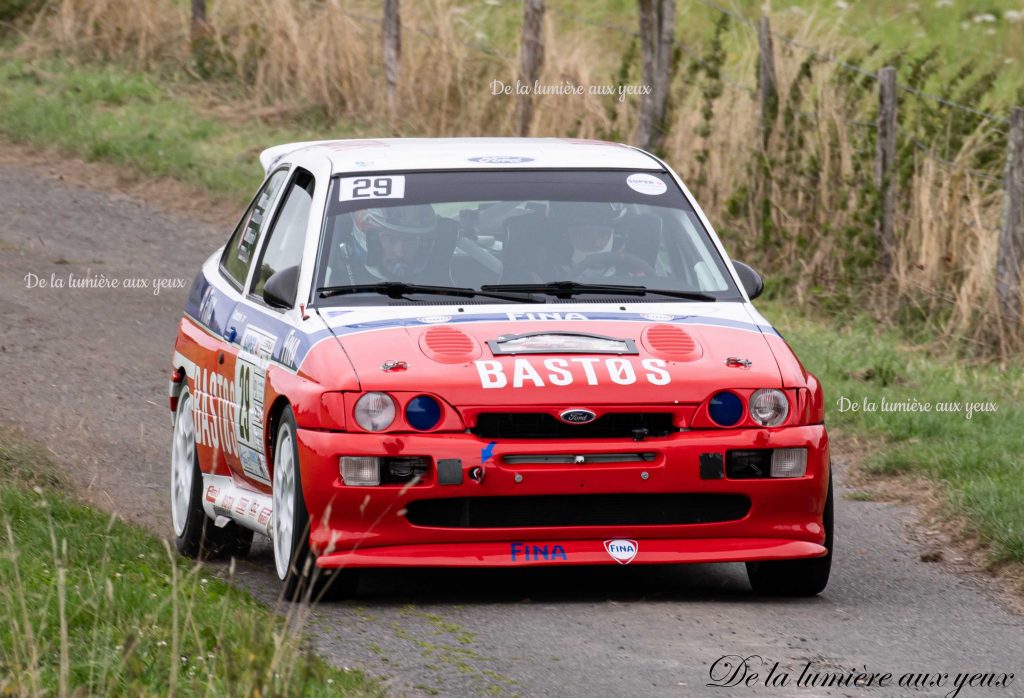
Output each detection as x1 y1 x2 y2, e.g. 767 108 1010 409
1 158 1022 697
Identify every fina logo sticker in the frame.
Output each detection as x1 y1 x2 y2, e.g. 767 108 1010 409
604 539 639 564
626 173 668 196
469 156 535 164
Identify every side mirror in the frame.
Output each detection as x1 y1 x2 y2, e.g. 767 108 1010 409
263 265 300 309
732 261 764 300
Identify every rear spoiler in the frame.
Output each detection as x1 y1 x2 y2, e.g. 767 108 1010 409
258 140 336 174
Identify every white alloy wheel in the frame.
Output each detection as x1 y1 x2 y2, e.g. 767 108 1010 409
170 390 196 538
272 420 297 581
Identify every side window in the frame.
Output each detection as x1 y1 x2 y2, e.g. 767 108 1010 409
220 169 288 289
250 169 315 301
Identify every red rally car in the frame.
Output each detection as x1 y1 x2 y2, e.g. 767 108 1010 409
169 137 831 600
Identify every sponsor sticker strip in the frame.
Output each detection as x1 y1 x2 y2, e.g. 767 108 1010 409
203 479 273 537
506 540 639 564
235 326 277 483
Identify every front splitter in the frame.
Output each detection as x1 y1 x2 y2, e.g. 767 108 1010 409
315 537 827 569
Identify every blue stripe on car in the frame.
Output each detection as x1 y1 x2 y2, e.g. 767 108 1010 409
183 271 780 373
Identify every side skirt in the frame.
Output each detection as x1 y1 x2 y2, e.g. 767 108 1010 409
200 473 273 538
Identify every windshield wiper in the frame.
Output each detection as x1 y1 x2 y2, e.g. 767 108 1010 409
480 281 716 302
317 282 541 303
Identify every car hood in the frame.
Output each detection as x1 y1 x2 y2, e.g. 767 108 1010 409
317 303 784 406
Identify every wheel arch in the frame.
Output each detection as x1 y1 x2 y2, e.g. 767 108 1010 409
170 365 188 422
265 394 293 473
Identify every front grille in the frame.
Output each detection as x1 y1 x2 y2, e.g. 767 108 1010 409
405 494 750 528
471 412 676 439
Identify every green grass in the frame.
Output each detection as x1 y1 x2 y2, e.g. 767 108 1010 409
0 429 381 695
0 58 363 205
759 300 1024 564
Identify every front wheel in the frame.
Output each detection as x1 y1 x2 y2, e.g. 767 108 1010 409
746 472 833 597
171 385 252 559
271 406 357 601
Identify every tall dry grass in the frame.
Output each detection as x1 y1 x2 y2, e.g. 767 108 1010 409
16 0 1020 356
0 424 364 695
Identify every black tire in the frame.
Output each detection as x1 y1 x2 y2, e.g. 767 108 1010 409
746 471 833 597
272 407 358 602
172 386 253 560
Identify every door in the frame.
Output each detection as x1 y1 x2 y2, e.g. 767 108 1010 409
194 167 288 480
230 168 316 486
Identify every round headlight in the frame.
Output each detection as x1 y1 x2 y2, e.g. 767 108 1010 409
708 391 744 426
406 395 442 431
750 389 789 426
354 392 396 432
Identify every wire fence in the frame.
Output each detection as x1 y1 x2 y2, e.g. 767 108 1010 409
693 0 1011 127
548 6 637 38
911 139 1004 182
352 1 1013 183
551 2 1013 182
339 7 514 61
355 0 1020 348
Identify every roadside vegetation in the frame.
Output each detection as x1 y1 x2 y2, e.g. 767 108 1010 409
0 428 379 695
0 57 344 204
760 299 1024 567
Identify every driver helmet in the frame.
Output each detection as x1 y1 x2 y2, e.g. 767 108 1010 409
550 202 624 266
352 205 438 279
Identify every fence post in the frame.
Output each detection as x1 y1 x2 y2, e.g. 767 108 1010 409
997 107 1024 332
516 0 545 136
757 15 777 148
875 66 897 273
189 0 212 63
636 0 676 153
190 0 208 42
383 0 401 133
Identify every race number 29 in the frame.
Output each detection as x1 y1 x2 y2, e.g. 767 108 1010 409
339 175 406 201
237 363 251 442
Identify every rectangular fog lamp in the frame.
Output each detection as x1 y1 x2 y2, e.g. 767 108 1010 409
770 448 807 478
340 456 381 486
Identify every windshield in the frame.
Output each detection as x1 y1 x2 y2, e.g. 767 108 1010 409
312 169 742 305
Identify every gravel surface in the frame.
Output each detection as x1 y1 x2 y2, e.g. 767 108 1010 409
0 159 1021 698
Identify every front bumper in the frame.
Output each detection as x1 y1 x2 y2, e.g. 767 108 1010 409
296 425 830 569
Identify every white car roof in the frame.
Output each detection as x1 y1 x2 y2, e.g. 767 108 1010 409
259 137 662 175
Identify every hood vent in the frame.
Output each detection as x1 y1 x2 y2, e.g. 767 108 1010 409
641 324 700 361
419 325 480 363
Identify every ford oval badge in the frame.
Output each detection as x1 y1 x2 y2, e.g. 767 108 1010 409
559 409 597 424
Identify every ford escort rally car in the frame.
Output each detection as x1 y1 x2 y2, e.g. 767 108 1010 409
169 137 831 600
